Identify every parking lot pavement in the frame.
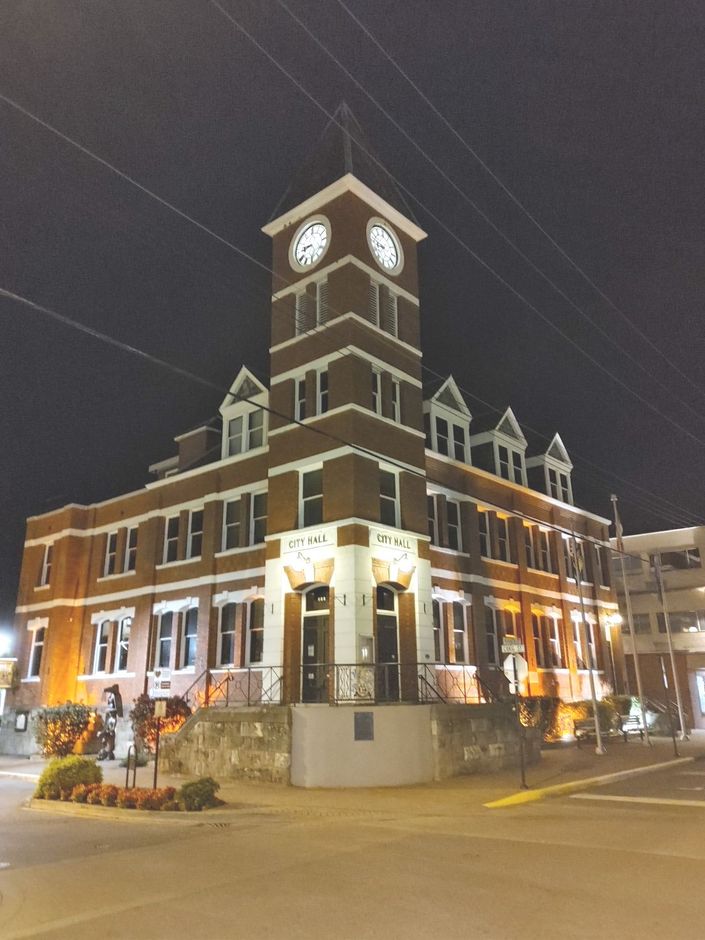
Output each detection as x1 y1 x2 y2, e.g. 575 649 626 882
571 758 705 808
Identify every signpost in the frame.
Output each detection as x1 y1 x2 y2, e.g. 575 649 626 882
149 671 171 788
502 637 528 790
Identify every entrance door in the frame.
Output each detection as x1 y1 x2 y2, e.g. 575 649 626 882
301 587 329 703
376 587 399 702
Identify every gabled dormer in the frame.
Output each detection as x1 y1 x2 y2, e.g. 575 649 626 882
469 407 527 485
423 375 471 463
526 433 574 504
219 366 269 460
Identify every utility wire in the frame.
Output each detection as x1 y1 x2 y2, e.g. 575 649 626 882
0 69 697 527
276 0 705 429
1 284 655 567
210 0 705 453
333 0 705 403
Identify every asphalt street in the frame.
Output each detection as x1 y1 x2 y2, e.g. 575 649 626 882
2 759 705 940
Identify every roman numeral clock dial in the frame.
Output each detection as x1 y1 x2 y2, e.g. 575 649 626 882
367 219 403 274
290 218 330 271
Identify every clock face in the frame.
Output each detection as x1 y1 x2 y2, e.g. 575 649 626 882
293 221 328 268
368 222 401 272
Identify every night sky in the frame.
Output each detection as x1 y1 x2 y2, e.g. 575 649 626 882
1 1 704 622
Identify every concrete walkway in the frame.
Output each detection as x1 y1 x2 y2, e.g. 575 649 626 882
2 732 703 818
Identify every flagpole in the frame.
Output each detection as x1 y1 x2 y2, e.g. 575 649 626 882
571 529 605 755
653 553 688 741
610 496 650 746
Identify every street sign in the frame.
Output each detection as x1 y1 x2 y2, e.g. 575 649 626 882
501 638 525 655
503 653 528 692
150 668 171 699
154 699 167 718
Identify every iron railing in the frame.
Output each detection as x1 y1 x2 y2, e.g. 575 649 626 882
180 663 500 708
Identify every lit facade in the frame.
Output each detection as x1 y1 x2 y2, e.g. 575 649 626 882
1 109 623 753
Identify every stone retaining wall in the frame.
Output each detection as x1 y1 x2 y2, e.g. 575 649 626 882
431 702 541 778
159 706 292 784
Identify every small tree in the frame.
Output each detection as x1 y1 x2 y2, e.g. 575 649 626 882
33 703 93 757
129 694 191 752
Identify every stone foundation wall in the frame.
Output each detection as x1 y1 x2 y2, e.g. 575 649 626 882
159 706 292 784
431 702 541 779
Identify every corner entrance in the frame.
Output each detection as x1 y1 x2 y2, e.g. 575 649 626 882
302 587 329 703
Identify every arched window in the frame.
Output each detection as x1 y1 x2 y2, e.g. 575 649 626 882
248 598 265 664
218 603 237 667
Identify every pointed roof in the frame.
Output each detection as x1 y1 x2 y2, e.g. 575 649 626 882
269 102 416 224
219 366 268 412
496 407 526 445
424 375 471 418
545 433 573 468
469 406 527 445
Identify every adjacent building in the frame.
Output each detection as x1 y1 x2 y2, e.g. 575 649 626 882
1 106 623 758
611 526 705 730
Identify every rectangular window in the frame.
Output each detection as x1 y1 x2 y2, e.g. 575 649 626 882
423 411 432 448
586 621 597 668
498 445 510 480
621 613 651 635
538 529 552 572
453 424 466 462
164 516 179 564
156 612 173 669
564 538 586 581
525 526 537 569
248 409 264 449
124 527 138 572
28 626 46 677
497 516 511 563
427 495 438 546
452 603 468 663
379 470 398 527
485 608 501 667
391 378 400 423
227 415 243 456
318 370 329 415
573 620 585 668
657 610 705 634
295 377 307 421
532 614 546 668
251 492 268 544
652 548 702 571
559 472 571 502
301 469 323 527
512 451 524 484
248 598 264 664
219 604 237 666
116 616 131 672
181 607 198 668
94 621 111 673
548 467 560 499
104 532 118 576
432 599 443 662
447 500 462 552
371 369 381 415
478 510 492 558
595 544 610 586
435 417 449 456
548 617 563 667
38 544 53 587
187 510 204 559
223 499 241 551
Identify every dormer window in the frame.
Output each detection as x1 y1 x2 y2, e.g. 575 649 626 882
526 433 573 504
547 467 571 503
423 376 471 465
227 408 264 457
497 444 525 485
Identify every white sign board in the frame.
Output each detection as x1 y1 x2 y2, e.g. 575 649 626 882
501 638 525 655
150 668 171 699
282 528 335 557
503 653 529 693
369 528 417 557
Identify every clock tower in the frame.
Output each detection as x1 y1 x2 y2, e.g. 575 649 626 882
260 104 432 704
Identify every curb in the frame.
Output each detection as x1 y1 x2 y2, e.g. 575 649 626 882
483 756 695 808
23 799 248 825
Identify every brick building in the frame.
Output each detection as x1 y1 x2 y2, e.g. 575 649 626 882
1 107 623 761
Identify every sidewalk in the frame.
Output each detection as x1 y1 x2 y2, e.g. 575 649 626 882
2 733 703 819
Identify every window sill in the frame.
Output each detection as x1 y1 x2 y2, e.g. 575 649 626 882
482 557 518 568
566 579 594 587
435 663 477 672
537 667 569 673
215 545 262 558
21 677 40 683
97 570 137 582
526 568 559 578
77 672 136 681
431 546 470 558
34 584 50 592
156 557 202 570
173 667 196 675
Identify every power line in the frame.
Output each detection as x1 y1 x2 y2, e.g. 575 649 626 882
333 0 705 404
1 64 698 529
1 284 654 568
275 0 705 430
210 0 705 454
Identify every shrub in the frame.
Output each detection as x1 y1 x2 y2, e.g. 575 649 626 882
33 703 94 757
129 694 192 753
100 785 119 807
34 756 102 800
178 777 220 812
161 799 180 812
70 783 99 804
117 788 137 809
87 787 104 805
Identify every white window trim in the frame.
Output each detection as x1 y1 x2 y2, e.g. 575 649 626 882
26 617 48 679
163 515 180 565
123 526 138 573
103 530 118 577
379 467 399 528
186 508 204 560
222 497 242 553
300 465 324 529
250 490 268 546
38 544 53 587
317 368 329 415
